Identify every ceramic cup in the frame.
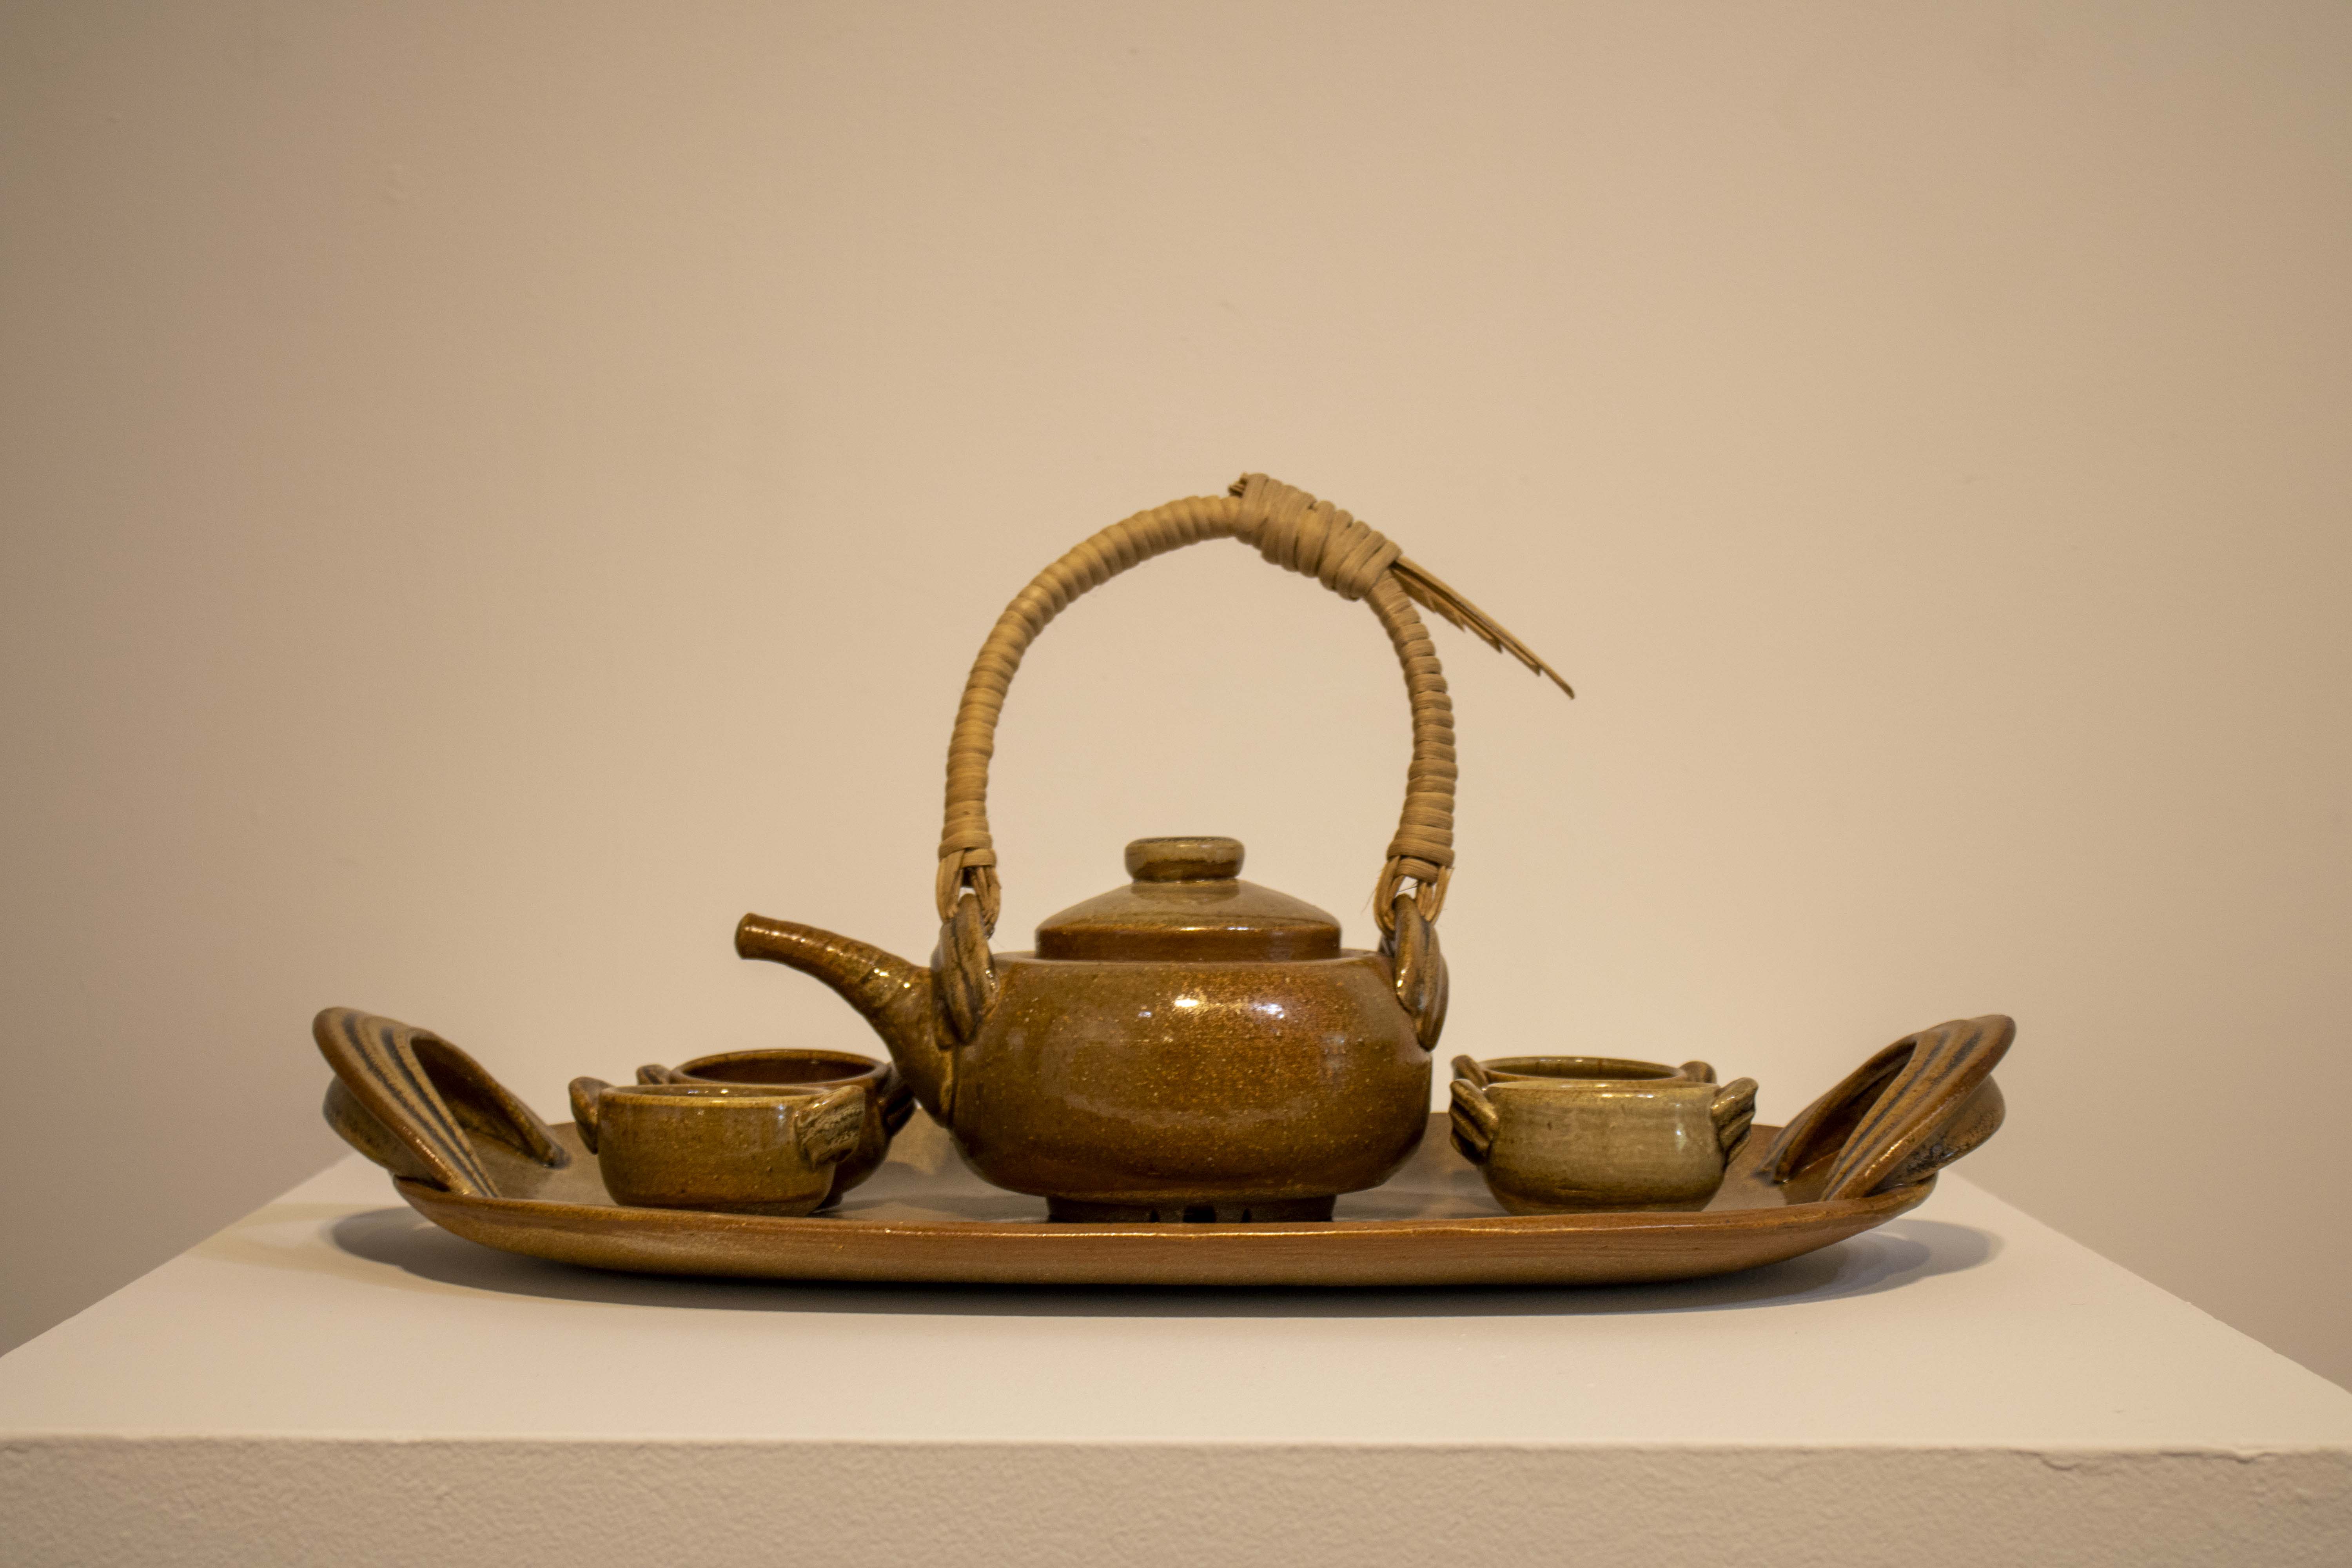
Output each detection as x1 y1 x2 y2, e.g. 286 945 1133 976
635 1049 913 1204
1449 1074 1760 1214
1453 1054 1717 1087
566 1078 866 1216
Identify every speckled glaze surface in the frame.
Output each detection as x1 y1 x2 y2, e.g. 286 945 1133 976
636 1048 913 1203
315 1006 2007 1286
1450 1076 1759 1214
947 952 1429 1220
736 837 1434 1220
565 1078 865 1217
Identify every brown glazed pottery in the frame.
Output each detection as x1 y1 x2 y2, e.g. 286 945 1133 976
635 1048 913 1204
307 479 2025 1279
1765 1014 2014 1202
1450 1075 1760 1213
733 477 1581 1222
566 1077 865 1217
315 1006 570 1194
314 1005 2016 1285
739 837 1432 1222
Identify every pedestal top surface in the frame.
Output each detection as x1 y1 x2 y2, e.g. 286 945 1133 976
3 1153 2347 1451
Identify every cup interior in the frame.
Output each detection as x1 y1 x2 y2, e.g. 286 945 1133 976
673 1049 884 1089
606 1081 819 1105
1477 1055 1681 1083
1489 1076 1715 1105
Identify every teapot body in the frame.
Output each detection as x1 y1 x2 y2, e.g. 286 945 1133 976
950 951 1429 1221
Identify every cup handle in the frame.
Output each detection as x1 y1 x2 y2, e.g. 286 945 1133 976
1448 1078 1499 1164
1680 1060 1718 1084
635 1063 688 1084
568 1078 611 1153
793 1083 867 1168
1710 1077 1759 1155
1449 1054 1494 1090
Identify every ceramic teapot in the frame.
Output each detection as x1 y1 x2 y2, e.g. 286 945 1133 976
736 475 1570 1221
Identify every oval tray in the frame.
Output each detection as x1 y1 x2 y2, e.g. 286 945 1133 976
389 1112 1931 1288
319 1008 2009 1289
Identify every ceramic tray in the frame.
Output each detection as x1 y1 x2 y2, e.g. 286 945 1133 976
320 1009 2009 1289
368 1112 1926 1289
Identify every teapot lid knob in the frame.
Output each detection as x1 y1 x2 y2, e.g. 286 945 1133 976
1125 836 1244 882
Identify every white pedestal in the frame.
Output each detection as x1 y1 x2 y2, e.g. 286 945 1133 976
2 1153 2347 1566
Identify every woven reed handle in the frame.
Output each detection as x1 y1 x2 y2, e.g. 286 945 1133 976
934 474 1571 936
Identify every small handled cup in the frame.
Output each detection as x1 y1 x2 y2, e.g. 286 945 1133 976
634 1048 914 1205
1450 1075 1760 1214
567 1078 866 1216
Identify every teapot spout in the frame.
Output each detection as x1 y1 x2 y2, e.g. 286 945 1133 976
734 914 946 1120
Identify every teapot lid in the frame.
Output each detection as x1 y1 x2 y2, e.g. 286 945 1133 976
1034 837 1342 961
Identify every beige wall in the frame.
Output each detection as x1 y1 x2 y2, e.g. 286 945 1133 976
4 2 2347 1385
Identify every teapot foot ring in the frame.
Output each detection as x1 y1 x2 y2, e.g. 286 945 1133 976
1046 1195 1337 1225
